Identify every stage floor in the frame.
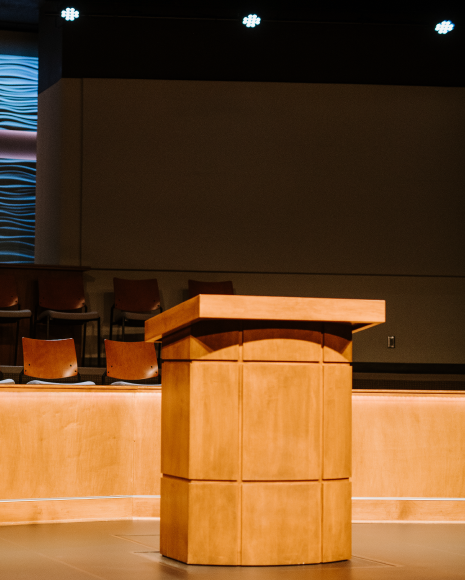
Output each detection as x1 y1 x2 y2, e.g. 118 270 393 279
0 520 464 579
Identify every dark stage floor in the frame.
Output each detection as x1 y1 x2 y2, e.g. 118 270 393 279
0 520 464 579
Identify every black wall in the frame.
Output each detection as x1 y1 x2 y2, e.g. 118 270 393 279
39 11 465 93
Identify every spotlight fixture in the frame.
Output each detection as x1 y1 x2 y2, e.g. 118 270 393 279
435 20 454 34
242 14 261 28
61 7 80 21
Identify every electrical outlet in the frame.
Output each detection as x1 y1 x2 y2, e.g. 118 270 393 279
387 336 395 348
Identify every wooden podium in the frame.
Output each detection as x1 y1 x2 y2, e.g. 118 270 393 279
145 295 385 566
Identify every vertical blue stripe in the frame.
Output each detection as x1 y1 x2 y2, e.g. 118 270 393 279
0 54 38 262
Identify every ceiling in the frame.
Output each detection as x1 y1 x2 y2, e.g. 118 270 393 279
1 0 464 31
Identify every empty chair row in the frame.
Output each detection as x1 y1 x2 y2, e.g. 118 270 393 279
0 274 234 366
0 273 101 366
0 338 160 385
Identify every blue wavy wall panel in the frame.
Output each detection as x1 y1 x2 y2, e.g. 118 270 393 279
0 55 38 263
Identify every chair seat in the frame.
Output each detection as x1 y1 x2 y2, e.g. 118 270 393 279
0 309 32 319
119 311 158 321
38 310 100 322
26 380 96 385
110 380 161 386
0 378 15 384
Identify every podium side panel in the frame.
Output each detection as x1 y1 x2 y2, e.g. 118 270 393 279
323 364 352 480
322 480 351 562
189 361 240 480
160 475 189 563
161 362 190 479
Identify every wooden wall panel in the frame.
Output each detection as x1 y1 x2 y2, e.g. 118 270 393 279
134 391 162 495
0 387 162 524
132 497 160 518
242 363 321 481
352 499 465 522
0 498 133 526
0 392 134 499
352 392 465 498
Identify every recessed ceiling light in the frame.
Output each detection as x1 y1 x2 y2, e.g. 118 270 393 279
243 14 261 28
61 7 80 22
435 20 454 34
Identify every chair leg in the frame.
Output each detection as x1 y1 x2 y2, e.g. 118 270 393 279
82 322 87 366
46 316 50 339
97 318 101 368
27 317 32 365
122 317 125 340
156 341 162 375
110 305 114 340
14 320 19 365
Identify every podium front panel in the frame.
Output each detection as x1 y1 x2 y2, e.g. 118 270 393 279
159 319 353 565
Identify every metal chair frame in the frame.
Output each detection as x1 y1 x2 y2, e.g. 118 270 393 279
0 274 32 365
35 275 101 367
109 278 162 341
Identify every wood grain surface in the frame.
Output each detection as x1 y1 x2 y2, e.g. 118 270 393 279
157 301 362 565
134 391 161 496
188 481 240 565
0 498 134 526
322 480 352 562
242 362 321 481
323 364 352 479
162 321 240 361
146 295 385 341
161 361 241 481
243 322 322 362
242 482 321 566
352 498 465 522
352 391 465 499
0 386 161 524
323 323 353 363
188 362 239 481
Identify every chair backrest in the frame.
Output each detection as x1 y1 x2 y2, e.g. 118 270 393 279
22 338 78 379
113 278 160 312
188 279 234 299
104 340 159 381
38 275 86 310
0 274 19 308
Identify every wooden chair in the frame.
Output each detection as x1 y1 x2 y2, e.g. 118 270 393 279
104 340 159 385
22 337 79 383
35 275 101 366
110 278 162 340
188 279 234 298
0 274 32 364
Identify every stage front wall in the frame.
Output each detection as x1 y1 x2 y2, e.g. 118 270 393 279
1 386 464 525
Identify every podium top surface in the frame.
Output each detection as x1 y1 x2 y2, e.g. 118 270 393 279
145 295 385 342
